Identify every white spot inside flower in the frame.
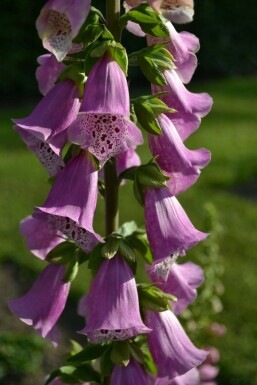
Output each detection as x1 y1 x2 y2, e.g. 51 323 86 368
43 10 72 61
26 136 64 177
88 328 134 343
153 252 179 281
75 114 135 163
48 216 97 252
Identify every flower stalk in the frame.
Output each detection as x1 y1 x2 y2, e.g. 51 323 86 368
104 0 121 236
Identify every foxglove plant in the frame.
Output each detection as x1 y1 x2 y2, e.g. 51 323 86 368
9 0 215 384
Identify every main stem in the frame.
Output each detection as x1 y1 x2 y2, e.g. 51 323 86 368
104 0 121 236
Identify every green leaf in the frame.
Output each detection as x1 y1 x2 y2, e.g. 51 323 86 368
118 221 138 237
119 239 136 262
111 341 130 367
59 63 86 86
45 369 60 385
129 342 145 364
119 166 138 181
102 235 121 259
119 3 169 37
63 256 79 283
138 283 176 312
80 23 105 48
133 101 162 135
128 234 154 265
68 344 109 363
142 349 158 375
88 243 105 271
137 163 170 188
133 174 145 206
100 347 114 376
129 44 175 85
69 340 83 356
46 241 76 264
72 364 101 383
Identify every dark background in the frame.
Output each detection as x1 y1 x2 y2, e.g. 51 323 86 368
1 0 257 103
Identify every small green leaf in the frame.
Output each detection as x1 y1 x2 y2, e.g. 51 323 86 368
111 341 130 367
137 163 170 189
69 340 83 356
142 349 158 375
45 369 60 385
72 364 101 383
102 235 121 259
100 347 114 376
46 241 76 264
119 3 169 37
59 63 86 86
133 174 145 206
128 234 154 265
129 342 145 364
88 243 105 271
119 166 138 181
118 221 138 237
119 239 136 262
133 101 162 135
138 284 175 312
63 256 79 283
68 344 109 363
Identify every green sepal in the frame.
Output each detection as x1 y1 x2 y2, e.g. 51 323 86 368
69 340 83 356
119 239 136 262
68 343 109 363
118 221 138 237
119 3 169 37
129 44 175 86
46 241 77 265
111 341 130 367
138 283 177 312
63 255 79 283
88 243 105 271
59 364 101 383
88 40 128 75
100 346 114 376
136 162 170 189
45 369 60 385
59 63 86 87
133 173 145 206
129 342 145 364
101 234 121 259
127 233 154 265
141 348 158 375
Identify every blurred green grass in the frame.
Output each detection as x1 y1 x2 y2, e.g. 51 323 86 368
1 77 257 385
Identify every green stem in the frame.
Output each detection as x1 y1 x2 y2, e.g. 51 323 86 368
106 0 121 41
104 158 119 235
104 0 121 237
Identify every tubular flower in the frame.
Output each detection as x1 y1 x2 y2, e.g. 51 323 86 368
80 255 151 343
36 0 91 61
20 215 65 260
152 70 213 141
147 261 204 314
13 80 80 176
145 187 208 261
68 53 143 165
36 54 64 95
111 359 150 385
8 264 70 342
168 368 200 385
199 364 219 384
149 114 210 195
34 151 103 252
145 310 208 383
147 21 199 84
153 69 213 141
